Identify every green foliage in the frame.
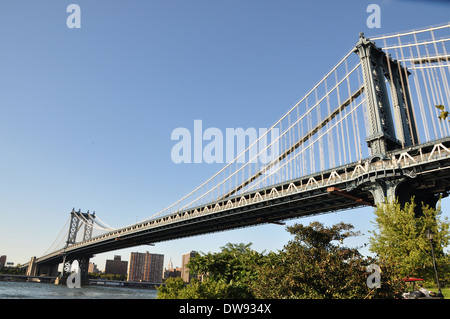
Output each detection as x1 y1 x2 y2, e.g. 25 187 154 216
369 198 450 281
88 272 127 281
157 213 448 299
157 274 253 299
0 267 25 275
429 287 450 299
252 222 405 299
187 243 263 285
436 104 449 121
157 277 190 299
157 243 264 299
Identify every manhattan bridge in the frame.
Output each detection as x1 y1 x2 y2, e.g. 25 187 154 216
24 23 450 284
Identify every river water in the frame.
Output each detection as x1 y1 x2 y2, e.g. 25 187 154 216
0 281 158 299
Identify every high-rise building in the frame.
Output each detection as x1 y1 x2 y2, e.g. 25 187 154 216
88 262 100 274
105 255 128 275
0 255 6 267
128 252 145 282
181 251 197 283
143 253 164 283
127 252 164 283
163 257 181 280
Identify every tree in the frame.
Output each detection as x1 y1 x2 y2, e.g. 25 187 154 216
157 277 233 299
156 243 265 299
157 222 410 299
252 222 365 298
252 222 406 299
157 277 188 299
369 198 450 282
187 243 263 284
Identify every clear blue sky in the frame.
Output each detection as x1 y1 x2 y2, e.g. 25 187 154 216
0 0 449 271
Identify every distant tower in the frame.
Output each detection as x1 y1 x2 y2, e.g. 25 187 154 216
181 251 198 283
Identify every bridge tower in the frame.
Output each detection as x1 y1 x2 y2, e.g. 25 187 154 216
354 33 436 209
354 32 419 156
66 208 96 245
59 209 96 286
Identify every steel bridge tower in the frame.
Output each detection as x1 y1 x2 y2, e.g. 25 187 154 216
354 33 439 211
59 209 96 285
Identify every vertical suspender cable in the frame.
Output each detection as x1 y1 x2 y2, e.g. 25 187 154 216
414 33 438 139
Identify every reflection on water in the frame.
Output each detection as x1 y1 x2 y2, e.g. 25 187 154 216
0 281 158 299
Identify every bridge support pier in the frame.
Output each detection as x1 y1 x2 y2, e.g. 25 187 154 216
367 178 405 206
396 181 441 217
57 255 91 287
26 257 38 276
367 177 441 216
78 257 90 286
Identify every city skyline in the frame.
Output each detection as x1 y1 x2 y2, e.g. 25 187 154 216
88 251 192 277
1 1 450 273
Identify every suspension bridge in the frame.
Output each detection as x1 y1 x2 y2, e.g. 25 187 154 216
23 23 450 284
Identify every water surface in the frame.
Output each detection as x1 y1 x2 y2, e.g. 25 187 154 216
0 281 158 299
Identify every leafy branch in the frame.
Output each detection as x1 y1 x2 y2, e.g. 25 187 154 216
436 105 449 121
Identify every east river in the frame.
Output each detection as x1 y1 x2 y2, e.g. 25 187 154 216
0 280 158 299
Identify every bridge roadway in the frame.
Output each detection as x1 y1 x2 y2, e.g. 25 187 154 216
30 136 450 267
